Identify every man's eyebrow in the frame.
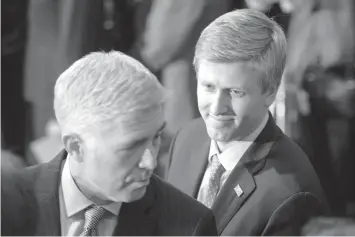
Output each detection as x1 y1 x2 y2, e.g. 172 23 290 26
117 137 146 151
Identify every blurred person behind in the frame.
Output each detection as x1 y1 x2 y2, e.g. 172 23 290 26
302 216 355 236
139 0 238 177
1 149 27 169
168 9 328 235
24 0 136 164
284 0 355 216
1 0 29 158
245 0 292 131
17 51 217 236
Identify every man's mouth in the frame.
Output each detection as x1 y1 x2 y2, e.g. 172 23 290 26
135 179 150 189
125 174 152 184
209 113 235 121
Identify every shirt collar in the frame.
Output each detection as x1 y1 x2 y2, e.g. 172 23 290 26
61 156 121 217
208 113 269 171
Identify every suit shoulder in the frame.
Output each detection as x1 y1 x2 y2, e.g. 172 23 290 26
20 152 64 182
272 134 309 161
1 168 39 235
173 118 208 148
262 192 327 235
151 174 210 215
150 175 217 235
178 117 206 137
183 117 205 130
269 133 312 172
20 163 43 181
262 133 325 201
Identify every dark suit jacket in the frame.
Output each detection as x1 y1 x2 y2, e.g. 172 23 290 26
168 115 329 235
1 167 38 236
19 150 217 236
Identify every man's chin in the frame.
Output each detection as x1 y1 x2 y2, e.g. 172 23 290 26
123 186 147 202
117 186 147 202
207 128 233 142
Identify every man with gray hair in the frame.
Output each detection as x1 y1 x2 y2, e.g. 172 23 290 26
15 51 217 236
168 9 328 235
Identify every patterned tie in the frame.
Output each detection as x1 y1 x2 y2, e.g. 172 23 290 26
198 154 226 208
80 205 106 236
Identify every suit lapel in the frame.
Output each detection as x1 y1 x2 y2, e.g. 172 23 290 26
212 114 282 234
34 150 67 236
212 166 256 233
113 178 157 235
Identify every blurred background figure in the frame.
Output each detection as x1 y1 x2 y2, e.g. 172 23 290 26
247 0 355 217
1 148 27 170
283 0 355 216
1 0 29 159
302 217 355 236
244 0 291 131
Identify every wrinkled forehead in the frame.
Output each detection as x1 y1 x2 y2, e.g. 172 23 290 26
99 104 165 144
122 104 164 135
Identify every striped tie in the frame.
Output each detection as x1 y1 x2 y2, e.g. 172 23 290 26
198 154 225 208
80 205 106 236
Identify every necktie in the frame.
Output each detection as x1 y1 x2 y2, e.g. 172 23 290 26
80 205 106 236
198 154 226 208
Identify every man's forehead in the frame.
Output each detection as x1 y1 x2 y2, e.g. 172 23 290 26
198 60 261 75
96 103 164 138
107 120 165 149
122 119 164 135
197 60 264 87
104 113 164 134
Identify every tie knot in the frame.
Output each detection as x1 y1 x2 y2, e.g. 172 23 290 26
83 205 106 230
210 154 225 175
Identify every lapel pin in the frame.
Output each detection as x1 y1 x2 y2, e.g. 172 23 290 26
234 184 243 197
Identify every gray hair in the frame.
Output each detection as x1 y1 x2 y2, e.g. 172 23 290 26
193 9 287 93
54 51 167 134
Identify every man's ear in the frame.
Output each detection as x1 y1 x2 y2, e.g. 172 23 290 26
264 87 277 108
63 133 84 162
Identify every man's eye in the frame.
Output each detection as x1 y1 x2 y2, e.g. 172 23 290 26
230 89 246 97
152 134 161 147
118 138 147 151
203 83 215 91
154 132 161 141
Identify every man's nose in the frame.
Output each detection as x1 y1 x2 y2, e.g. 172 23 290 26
139 148 157 171
209 90 229 115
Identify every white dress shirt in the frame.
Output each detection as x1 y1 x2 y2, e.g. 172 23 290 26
59 158 122 236
199 113 269 196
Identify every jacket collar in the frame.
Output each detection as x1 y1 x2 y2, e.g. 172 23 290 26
33 149 158 236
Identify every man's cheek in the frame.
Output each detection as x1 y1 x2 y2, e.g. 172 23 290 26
232 100 249 114
198 99 210 112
